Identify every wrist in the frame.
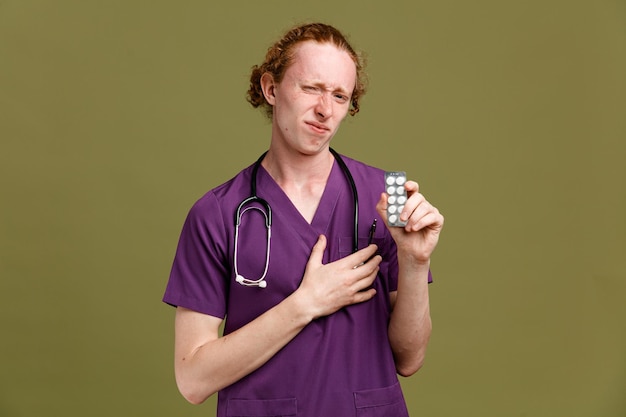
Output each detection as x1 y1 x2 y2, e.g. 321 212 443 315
288 288 319 323
397 249 430 269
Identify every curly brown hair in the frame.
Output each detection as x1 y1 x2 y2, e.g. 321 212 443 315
246 23 367 118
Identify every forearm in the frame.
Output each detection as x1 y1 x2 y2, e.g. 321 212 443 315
174 238 381 404
175 291 314 404
388 254 432 377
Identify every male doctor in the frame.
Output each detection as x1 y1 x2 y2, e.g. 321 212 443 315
163 22 444 416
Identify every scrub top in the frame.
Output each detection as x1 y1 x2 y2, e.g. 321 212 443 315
163 154 429 417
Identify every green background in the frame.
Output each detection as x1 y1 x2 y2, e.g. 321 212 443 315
1 1 624 416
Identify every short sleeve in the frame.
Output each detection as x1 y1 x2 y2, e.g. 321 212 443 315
162 192 230 318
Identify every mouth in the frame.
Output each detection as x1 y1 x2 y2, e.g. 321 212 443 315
305 121 331 134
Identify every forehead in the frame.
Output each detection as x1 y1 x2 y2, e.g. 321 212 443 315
285 41 357 91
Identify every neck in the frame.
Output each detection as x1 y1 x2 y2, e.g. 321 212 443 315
260 145 335 224
261 145 335 187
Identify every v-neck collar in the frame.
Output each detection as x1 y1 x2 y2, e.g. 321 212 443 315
256 160 343 240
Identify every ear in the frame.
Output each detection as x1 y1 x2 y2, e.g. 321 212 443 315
260 72 277 105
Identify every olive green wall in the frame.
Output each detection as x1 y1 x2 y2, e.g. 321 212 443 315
1 1 624 416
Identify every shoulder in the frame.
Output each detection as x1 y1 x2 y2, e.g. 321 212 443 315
190 164 254 210
336 154 386 195
338 154 386 176
183 163 255 228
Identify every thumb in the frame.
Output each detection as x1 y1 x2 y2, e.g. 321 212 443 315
375 192 388 221
307 235 327 266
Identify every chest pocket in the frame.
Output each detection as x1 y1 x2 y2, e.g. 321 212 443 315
226 397 297 416
338 235 391 293
338 236 385 258
354 382 409 417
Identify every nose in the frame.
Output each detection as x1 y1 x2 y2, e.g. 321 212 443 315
315 93 332 119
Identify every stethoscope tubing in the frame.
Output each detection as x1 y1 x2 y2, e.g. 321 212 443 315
329 148 359 253
234 204 271 287
233 148 359 288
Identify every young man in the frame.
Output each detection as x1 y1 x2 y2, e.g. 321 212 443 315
163 23 444 416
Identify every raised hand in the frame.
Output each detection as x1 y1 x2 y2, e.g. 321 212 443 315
377 180 444 263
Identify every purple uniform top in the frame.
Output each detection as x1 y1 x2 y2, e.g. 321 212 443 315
164 154 431 416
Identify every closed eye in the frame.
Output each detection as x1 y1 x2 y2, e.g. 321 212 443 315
334 93 349 103
303 85 320 93
302 84 350 104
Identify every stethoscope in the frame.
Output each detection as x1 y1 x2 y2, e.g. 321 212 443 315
234 148 359 288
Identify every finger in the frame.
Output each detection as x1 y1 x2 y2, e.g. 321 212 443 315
353 256 382 280
351 288 377 304
403 180 419 195
376 192 388 216
351 266 380 295
406 207 444 233
355 262 381 285
399 192 426 223
307 235 327 266
346 244 380 269
402 198 430 229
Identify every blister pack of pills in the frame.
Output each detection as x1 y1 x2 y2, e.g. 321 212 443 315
385 171 408 227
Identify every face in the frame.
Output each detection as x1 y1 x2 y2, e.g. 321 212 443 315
262 41 357 156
